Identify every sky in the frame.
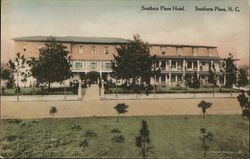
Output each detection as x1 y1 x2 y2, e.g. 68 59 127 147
1 0 249 66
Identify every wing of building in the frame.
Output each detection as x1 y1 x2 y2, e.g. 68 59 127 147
13 36 225 87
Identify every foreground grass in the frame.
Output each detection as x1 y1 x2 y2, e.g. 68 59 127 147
0 115 249 158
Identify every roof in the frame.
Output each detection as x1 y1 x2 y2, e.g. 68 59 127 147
157 55 222 60
13 36 130 44
13 36 217 48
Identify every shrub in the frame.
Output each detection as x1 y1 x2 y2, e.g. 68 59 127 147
7 119 22 124
71 124 82 131
111 128 121 133
7 135 18 141
112 135 125 143
170 85 184 90
79 139 89 148
84 129 97 138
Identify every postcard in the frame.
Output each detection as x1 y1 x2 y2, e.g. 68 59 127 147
1 0 249 158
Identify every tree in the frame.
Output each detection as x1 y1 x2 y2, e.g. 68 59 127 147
191 71 200 89
151 55 161 96
184 73 192 89
111 35 155 87
114 103 128 122
208 63 217 97
223 53 238 88
198 100 212 120
237 68 248 87
136 120 151 158
49 106 58 118
237 91 250 118
85 71 100 84
0 68 10 80
200 128 213 158
8 53 28 100
29 37 71 91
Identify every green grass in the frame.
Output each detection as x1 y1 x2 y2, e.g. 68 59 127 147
1 87 78 96
0 115 249 158
107 86 240 94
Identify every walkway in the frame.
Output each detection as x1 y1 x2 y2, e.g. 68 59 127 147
1 98 241 119
84 84 100 100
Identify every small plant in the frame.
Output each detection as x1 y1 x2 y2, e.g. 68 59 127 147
49 106 58 118
114 103 128 122
136 120 151 158
112 135 125 143
200 128 213 158
198 100 212 120
111 128 121 133
79 139 89 148
7 119 22 124
6 135 18 141
84 129 97 138
71 124 82 131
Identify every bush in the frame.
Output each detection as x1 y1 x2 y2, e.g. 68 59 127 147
71 124 82 131
170 85 185 90
79 139 89 148
111 128 121 133
84 129 97 138
7 119 22 124
111 135 125 143
7 135 18 141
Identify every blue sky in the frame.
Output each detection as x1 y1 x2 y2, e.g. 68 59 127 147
1 0 249 65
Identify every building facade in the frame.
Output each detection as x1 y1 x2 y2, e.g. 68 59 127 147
13 36 225 87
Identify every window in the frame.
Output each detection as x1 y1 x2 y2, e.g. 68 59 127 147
161 47 166 55
161 75 166 82
23 44 27 52
187 61 192 69
91 46 96 54
171 61 176 68
75 62 82 69
192 48 198 56
171 75 175 82
202 62 206 66
79 45 84 54
193 61 198 69
90 62 97 69
104 46 109 55
102 62 111 70
177 75 182 82
177 47 182 56
208 48 213 56
161 61 166 68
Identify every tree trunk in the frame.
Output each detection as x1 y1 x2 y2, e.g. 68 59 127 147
117 113 119 122
213 84 215 97
154 75 156 97
17 72 19 101
143 141 146 158
204 113 206 120
48 82 51 92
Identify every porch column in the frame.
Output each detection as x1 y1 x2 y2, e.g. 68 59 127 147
197 60 200 72
159 76 161 84
169 59 172 70
183 60 186 71
169 73 171 85
175 75 178 84
191 61 194 70
182 73 185 85
165 74 168 85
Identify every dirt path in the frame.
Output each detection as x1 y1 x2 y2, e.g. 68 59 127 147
1 97 241 119
84 84 100 100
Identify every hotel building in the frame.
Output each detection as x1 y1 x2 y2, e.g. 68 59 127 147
13 36 225 87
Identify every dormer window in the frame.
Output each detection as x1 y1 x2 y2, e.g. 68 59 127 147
104 46 109 55
192 48 198 56
91 46 96 54
208 48 213 57
161 47 166 55
177 47 182 56
79 45 84 54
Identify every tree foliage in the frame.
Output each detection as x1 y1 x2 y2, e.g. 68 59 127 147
29 37 71 90
237 91 250 118
114 103 128 122
136 120 151 158
200 128 213 158
237 68 248 87
223 53 237 88
190 71 200 89
198 100 212 120
49 106 58 118
111 35 157 85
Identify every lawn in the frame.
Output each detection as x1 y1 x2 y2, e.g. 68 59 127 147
106 86 241 94
1 87 78 96
0 115 249 158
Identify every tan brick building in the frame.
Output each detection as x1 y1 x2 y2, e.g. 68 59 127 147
13 36 225 87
